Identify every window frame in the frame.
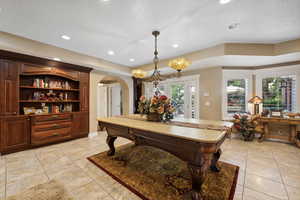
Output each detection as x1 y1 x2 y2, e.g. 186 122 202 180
222 70 253 120
255 66 299 113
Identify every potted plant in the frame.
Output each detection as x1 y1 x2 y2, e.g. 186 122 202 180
296 131 300 148
138 95 175 122
233 114 256 141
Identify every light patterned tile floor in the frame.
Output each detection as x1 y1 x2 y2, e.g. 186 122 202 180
0 132 300 200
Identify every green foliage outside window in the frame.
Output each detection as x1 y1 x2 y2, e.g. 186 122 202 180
171 84 184 117
262 77 295 112
227 79 246 113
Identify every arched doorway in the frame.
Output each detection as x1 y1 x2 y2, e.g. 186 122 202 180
97 75 130 117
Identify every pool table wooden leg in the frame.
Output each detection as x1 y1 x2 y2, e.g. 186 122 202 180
106 135 117 156
188 163 209 200
210 148 222 172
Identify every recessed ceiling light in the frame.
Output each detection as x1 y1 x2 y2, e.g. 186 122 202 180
53 57 61 61
102 0 110 2
107 50 115 55
61 35 71 40
172 44 179 48
219 0 231 5
228 23 240 30
129 58 135 62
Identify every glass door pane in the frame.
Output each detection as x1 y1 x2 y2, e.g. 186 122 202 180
171 83 185 118
189 85 196 118
227 79 246 114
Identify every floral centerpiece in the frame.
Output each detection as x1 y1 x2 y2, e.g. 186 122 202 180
138 95 175 122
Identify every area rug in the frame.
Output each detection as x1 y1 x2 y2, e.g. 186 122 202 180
88 144 239 200
6 180 73 200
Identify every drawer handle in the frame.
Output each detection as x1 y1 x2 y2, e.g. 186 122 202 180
44 133 60 139
52 124 60 129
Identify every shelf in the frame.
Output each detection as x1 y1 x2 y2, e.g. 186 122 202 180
19 100 80 103
20 86 79 91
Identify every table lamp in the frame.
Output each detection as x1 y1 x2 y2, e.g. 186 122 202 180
248 96 263 115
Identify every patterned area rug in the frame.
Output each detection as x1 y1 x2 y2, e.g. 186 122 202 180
88 144 238 200
6 180 73 200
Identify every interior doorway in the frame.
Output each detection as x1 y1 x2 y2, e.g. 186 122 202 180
108 84 122 116
97 76 129 118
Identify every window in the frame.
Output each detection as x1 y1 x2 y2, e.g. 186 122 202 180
262 75 296 112
144 76 199 119
227 79 246 114
171 83 185 118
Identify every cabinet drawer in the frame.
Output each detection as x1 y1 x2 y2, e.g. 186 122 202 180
32 122 72 132
31 127 72 145
32 114 72 125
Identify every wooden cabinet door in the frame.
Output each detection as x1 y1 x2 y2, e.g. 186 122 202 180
72 112 89 137
0 60 19 115
0 116 30 153
79 72 89 112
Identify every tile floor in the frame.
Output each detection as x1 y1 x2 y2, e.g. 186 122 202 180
0 132 300 200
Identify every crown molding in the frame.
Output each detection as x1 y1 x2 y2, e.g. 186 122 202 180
134 39 300 72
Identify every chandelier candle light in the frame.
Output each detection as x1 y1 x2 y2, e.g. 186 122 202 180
132 69 147 79
168 57 191 73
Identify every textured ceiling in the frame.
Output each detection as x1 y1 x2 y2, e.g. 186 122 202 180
0 0 300 67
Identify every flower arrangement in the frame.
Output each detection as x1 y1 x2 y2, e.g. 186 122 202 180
138 95 175 122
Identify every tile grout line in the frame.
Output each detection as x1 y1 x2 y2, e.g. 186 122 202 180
34 151 51 182
243 186 283 200
4 156 7 199
34 146 71 180
241 141 250 200
244 143 291 200
243 141 286 200
73 160 117 200
73 136 135 200
272 151 290 200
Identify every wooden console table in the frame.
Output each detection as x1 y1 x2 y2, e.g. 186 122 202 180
259 117 300 146
98 117 228 200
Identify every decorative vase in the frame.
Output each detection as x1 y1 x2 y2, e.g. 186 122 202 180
147 113 161 122
242 130 255 141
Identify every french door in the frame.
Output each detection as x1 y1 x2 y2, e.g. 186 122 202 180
144 76 199 119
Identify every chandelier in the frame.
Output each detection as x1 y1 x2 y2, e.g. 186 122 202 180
150 30 162 88
132 31 191 88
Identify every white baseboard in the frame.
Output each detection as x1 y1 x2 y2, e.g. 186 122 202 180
88 131 107 138
88 132 99 138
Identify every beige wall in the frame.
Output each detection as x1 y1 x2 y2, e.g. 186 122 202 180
183 67 223 120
